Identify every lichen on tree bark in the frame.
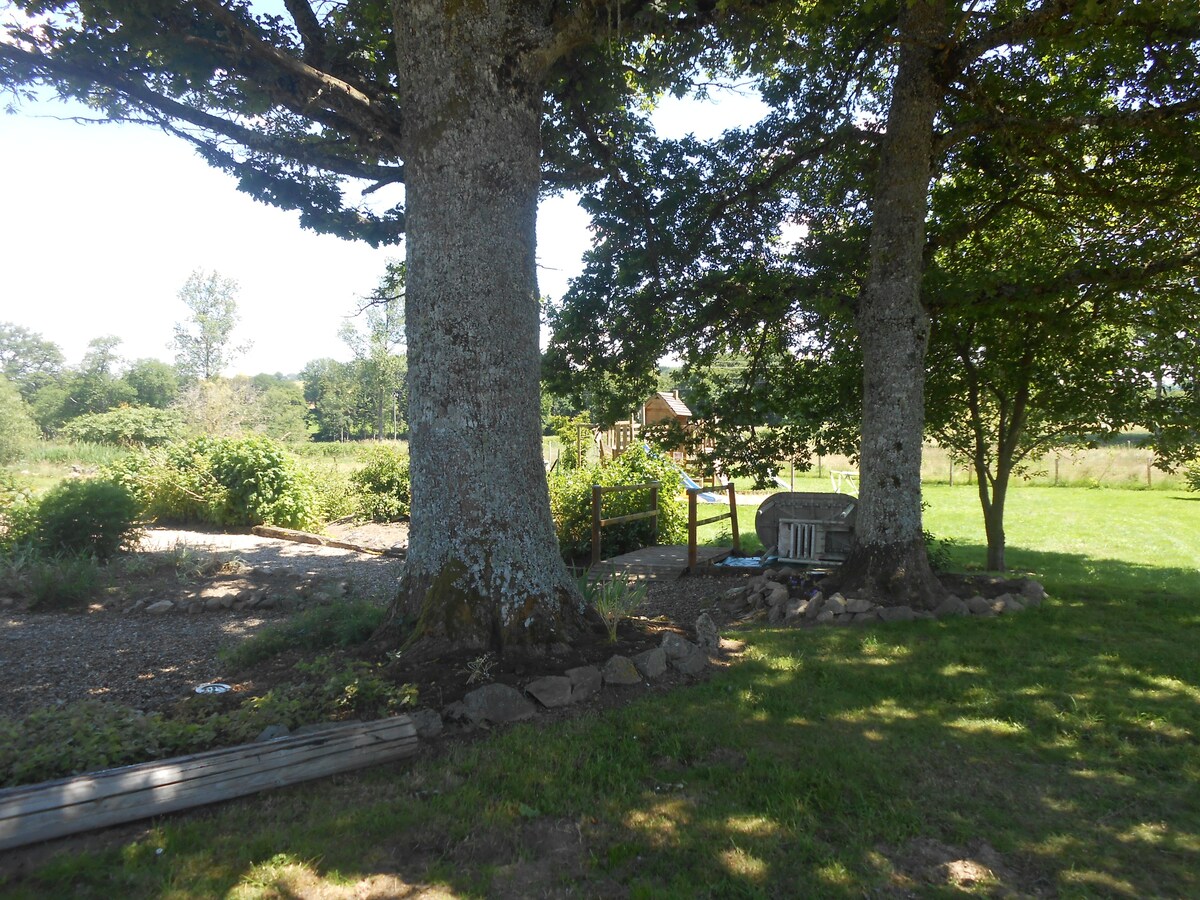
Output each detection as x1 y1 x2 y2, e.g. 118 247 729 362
388 0 584 651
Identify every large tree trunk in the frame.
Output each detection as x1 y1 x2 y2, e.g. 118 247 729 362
389 0 583 652
830 1 948 608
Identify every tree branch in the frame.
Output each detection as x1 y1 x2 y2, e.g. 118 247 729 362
0 42 405 187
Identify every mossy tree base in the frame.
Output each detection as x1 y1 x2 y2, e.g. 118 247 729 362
823 538 946 610
384 559 587 657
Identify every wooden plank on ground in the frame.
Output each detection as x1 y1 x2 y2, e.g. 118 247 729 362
0 716 417 851
251 524 396 556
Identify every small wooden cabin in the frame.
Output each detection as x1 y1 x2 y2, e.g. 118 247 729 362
643 390 692 428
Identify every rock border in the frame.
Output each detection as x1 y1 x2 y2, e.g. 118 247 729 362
717 568 1047 627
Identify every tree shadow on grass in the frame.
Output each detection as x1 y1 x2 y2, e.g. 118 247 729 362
6 542 1199 898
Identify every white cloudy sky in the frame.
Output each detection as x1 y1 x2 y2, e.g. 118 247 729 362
0 89 765 375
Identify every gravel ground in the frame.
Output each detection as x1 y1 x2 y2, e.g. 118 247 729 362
0 528 406 720
0 528 743 721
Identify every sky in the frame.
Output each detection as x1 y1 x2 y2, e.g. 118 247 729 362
0 88 765 376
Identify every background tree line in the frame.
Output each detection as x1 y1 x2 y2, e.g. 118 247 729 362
0 262 410 452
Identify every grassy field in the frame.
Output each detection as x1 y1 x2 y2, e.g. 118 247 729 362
3 484 1198 897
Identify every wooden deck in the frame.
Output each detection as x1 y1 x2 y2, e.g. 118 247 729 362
589 545 731 580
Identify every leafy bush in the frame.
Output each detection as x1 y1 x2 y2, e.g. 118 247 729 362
25 552 102 608
549 444 687 561
108 435 322 529
308 466 357 522
349 445 411 521
207 435 319 528
0 542 101 609
548 413 592 469
59 405 185 448
0 376 38 464
1186 463 1200 493
32 478 141 562
0 470 32 540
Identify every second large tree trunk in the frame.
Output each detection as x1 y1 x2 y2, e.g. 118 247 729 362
390 0 583 652
832 1 947 609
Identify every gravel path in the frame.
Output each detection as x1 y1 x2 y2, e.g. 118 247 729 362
0 528 741 721
0 528 406 720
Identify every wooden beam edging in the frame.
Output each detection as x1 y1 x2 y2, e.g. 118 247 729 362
0 716 417 852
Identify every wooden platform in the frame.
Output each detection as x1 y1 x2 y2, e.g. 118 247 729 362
590 545 731 580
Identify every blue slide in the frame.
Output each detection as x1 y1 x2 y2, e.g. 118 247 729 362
642 443 720 502
677 469 720 504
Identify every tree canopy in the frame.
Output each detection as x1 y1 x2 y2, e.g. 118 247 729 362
548 0 1200 591
1 0 787 650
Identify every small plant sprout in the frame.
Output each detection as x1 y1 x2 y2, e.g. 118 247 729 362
465 652 498 685
579 570 647 643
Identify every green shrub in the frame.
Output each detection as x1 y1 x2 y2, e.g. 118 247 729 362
59 405 185 448
33 478 140 562
1186 463 1200 493
107 435 322 529
0 470 33 541
549 444 687 561
207 435 319 528
0 376 38 464
349 445 411 521
307 466 357 522
26 552 102 608
0 543 101 608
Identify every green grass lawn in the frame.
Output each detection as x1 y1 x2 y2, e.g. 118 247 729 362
4 484 1199 897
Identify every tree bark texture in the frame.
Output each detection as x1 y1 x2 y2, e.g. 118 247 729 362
390 0 582 650
835 1 948 607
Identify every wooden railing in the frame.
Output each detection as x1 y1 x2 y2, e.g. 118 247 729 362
687 483 740 570
591 481 659 567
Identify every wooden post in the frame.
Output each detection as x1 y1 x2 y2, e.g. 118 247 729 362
727 482 741 555
650 481 659 545
591 484 602 567
687 489 698 570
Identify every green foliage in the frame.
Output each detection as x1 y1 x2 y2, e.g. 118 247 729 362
108 435 322 530
0 375 39 463
0 657 414 789
172 269 249 380
579 571 647 642
349 445 411 521
0 542 102 609
220 601 387 670
549 444 686 561
31 478 140 562
1186 463 1200 493
25 552 102 608
121 358 181 408
206 435 317 528
58 405 184 448
308 467 357 523
548 413 592 469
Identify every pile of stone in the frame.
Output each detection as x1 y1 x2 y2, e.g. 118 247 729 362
420 614 720 735
719 571 1047 628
